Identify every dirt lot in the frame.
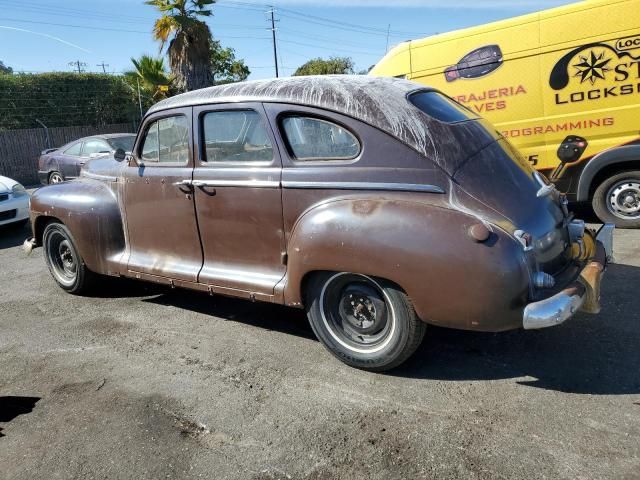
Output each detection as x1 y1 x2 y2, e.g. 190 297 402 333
0 220 638 480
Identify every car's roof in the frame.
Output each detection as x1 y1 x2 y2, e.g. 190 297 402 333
83 133 135 140
148 75 440 162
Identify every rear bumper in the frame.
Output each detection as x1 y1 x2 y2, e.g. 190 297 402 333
523 224 613 330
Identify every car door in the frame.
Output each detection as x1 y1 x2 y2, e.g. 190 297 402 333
123 107 203 282
59 141 83 179
191 103 285 297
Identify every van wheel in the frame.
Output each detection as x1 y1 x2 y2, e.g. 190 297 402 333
48 171 64 184
592 171 640 229
43 222 95 294
305 272 426 372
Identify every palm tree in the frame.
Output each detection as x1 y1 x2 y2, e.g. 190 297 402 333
146 0 215 92
126 55 173 100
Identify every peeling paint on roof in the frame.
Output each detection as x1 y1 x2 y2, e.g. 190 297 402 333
148 75 443 163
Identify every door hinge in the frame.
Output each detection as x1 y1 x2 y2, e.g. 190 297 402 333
281 252 288 265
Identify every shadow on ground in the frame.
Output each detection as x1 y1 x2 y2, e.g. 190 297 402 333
139 263 639 396
0 396 40 438
0 221 30 250
394 262 640 395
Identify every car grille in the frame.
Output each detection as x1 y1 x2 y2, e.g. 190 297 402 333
0 193 8 202
0 209 16 221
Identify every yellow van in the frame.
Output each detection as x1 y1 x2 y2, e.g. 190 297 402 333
371 0 640 228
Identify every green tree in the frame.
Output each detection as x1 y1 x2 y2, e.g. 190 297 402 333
125 55 173 100
210 40 250 85
293 57 354 76
0 61 13 74
146 0 215 92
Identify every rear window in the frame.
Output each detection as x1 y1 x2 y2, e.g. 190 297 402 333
409 91 478 123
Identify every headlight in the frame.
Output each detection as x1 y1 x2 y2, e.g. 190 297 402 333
11 183 28 197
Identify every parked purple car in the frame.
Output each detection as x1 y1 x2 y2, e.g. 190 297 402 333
38 133 135 185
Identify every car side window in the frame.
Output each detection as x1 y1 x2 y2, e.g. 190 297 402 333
140 115 190 164
202 110 273 162
281 116 360 161
82 139 111 157
64 142 82 156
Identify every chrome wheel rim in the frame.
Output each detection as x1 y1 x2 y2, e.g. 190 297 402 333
319 273 396 354
45 230 77 287
49 172 63 184
607 180 640 220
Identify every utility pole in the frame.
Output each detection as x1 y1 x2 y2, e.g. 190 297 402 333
136 78 143 121
268 6 279 78
68 60 87 73
97 61 109 73
385 24 391 53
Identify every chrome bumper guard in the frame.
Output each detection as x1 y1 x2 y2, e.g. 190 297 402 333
523 223 614 330
23 237 36 255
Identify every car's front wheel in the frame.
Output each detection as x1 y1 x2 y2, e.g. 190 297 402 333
592 170 640 229
43 222 94 294
305 272 426 372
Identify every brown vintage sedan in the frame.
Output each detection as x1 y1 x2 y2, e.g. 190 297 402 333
24 76 614 371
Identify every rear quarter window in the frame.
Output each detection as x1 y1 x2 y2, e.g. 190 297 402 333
280 115 360 161
409 91 478 123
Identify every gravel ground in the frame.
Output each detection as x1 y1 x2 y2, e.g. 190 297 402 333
0 220 638 480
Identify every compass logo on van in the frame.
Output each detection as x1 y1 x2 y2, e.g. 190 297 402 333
573 50 612 85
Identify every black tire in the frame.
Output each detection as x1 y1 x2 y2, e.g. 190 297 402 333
592 170 640 229
42 222 95 294
48 171 64 184
305 272 426 372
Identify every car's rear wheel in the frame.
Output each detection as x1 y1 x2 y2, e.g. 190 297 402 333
43 222 94 294
48 171 64 184
592 170 640 229
305 272 426 372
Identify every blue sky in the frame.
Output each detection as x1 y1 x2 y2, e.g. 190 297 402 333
0 0 576 78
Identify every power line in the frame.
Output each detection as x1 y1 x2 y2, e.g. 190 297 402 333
0 17 270 40
277 38 382 57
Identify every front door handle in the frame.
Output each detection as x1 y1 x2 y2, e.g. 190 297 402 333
173 179 193 194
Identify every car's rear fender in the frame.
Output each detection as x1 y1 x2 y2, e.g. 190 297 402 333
30 179 126 275
281 196 530 331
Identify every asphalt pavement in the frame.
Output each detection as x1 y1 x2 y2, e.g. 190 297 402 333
0 220 638 479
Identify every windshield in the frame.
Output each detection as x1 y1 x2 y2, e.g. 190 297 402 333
108 135 135 152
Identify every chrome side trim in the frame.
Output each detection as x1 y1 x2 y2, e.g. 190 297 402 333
595 223 615 263
191 179 279 188
281 181 445 194
80 171 118 182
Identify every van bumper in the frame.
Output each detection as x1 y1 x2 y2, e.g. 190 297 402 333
523 224 613 330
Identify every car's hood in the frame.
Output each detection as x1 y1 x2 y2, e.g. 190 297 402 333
0 175 18 193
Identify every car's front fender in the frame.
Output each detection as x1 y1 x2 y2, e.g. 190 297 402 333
281 196 530 331
30 178 126 275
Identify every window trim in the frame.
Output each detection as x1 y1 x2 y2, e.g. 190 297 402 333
136 113 191 167
278 113 362 163
198 108 275 166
